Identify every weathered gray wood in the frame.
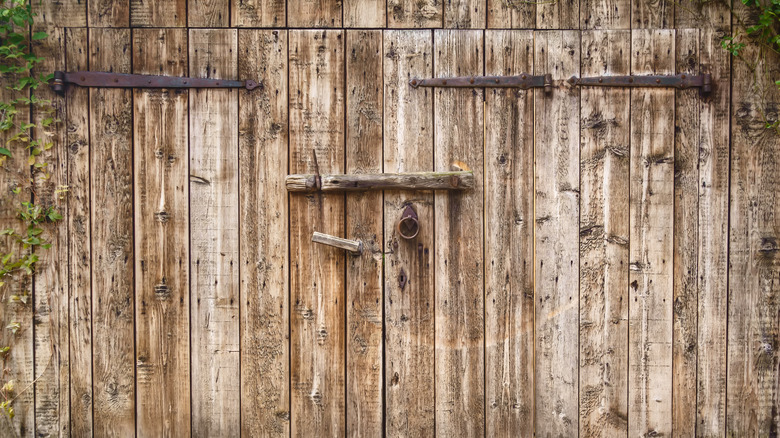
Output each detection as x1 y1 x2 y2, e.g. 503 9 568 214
581 0 629 28
484 29 534 437
579 29 630 438
632 0 671 28
383 30 436 437
312 232 363 254
232 0 285 26
628 29 674 437
674 0 729 30
388 0 441 27
534 30 580 437
444 0 485 28
344 0 385 27
287 0 342 27
537 0 578 29
487 0 534 28
286 171 475 192
433 29 484 437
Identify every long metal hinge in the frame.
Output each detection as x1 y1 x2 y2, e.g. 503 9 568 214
569 74 712 94
51 71 260 93
410 73 553 93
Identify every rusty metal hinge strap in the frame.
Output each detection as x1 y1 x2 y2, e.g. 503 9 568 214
410 73 553 93
569 74 712 93
51 71 260 92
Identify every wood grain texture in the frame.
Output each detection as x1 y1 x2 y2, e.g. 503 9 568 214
382 29 435 437
289 29 346 437
31 25 70 438
533 30 580 437
237 29 289 437
695 27 730 436
484 29 534 437
537 0 578 30
672 28 698 437
133 28 191 438
580 0 629 29
130 0 186 27
189 0 230 27
345 0 385 27
232 0 285 27
433 29 484 437
89 0 129 27
727 18 780 437
444 0 485 28
674 0 729 30
287 0 342 27
65 27 93 438
89 28 135 438
345 29 383 438
631 0 672 28
487 0 534 29
387 0 441 27
579 29 629 438
628 29 674 438
188 29 240 437
33 0 86 28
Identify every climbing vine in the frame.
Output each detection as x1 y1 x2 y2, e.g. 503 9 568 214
0 0 60 422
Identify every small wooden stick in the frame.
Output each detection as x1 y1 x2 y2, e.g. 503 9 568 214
312 232 363 254
286 170 475 192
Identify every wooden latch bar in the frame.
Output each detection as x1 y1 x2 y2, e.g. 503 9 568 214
410 73 553 93
286 170 474 192
50 71 261 93
312 232 363 255
569 74 712 94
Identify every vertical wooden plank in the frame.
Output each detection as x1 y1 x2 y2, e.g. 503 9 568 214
631 0 671 29
89 27 135 437
130 0 186 27
487 1 534 29
189 28 240 437
444 0 485 28
382 29 435 438
345 29 383 438
287 0 341 27
580 0 629 29
33 0 87 27
695 27 730 436
65 27 92 438
672 28 698 437
433 29 484 437
89 0 130 27
579 29 630 438
345 0 385 27
237 28 290 437
232 0 285 27
628 29 674 438
31 25 70 438
674 0 729 30
484 29 534 437
387 0 441 28
727 18 780 437
289 29 346 437
533 30 580 437
133 28 191 438
537 0 578 30
189 0 230 27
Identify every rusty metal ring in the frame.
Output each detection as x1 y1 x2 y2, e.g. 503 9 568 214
397 205 419 240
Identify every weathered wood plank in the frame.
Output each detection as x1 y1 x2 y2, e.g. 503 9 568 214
189 29 240 437
387 0 441 27
132 28 191 438
628 29 674 438
345 0 385 27
695 27 730 436
484 29 534 437
487 0 533 29
287 0 341 27
382 29 435 437
237 28 289 437
537 0 578 29
130 0 186 27
672 28 698 437
345 29 383 438
33 0 87 28
631 0 671 28
674 0 729 30
65 27 92 438
232 0 285 26
189 0 230 27
89 27 135 437
444 0 485 28
89 0 129 27
533 30 580 437
286 171 475 192
433 29 484 437
581 0 629 29
579 29 630 438
727 16 780 436
313 232 363 254
31 25 70 438
289 29 346 437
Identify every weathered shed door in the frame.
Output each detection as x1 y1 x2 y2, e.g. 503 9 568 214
4 0 779 437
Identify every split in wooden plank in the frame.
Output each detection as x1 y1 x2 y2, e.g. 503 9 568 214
237 28 290 437
133 28 191 438
312 232 363 255
484 29 535 436
89 27 136 437
286 170 475 192
189 28 241 437
130 0 186 27
383 29 436 437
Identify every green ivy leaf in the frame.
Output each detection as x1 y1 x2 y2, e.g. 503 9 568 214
31 31 46 40
0 147 10 158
